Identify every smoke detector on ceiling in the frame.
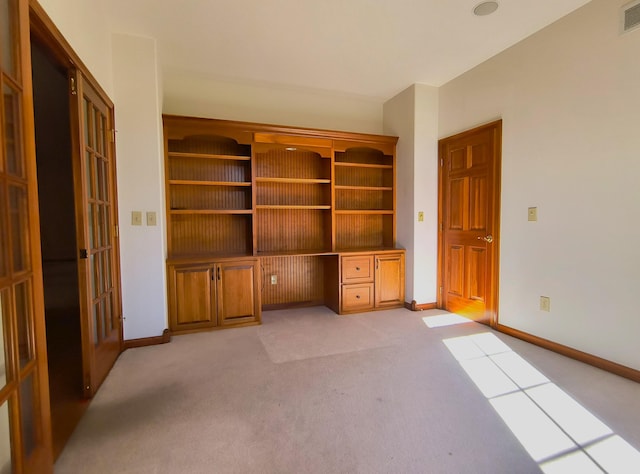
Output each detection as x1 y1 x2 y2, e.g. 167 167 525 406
621 0 640 34
473 1 499 17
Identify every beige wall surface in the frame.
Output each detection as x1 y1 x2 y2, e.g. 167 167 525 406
439 0 640 370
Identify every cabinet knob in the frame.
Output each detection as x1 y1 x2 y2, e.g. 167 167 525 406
355 267 360 271
356 295 361 299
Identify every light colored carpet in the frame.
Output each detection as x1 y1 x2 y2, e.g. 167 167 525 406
54 308 640 473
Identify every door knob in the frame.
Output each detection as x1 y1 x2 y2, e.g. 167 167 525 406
477 235 493 243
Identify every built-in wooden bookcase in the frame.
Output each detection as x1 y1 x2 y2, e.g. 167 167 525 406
334 141 395 250
163 115 403 330
166 134 253 257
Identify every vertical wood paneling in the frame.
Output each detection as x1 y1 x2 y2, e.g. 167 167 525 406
335 189 392 210
168 136 250 157
168 157 250 182
335 167 392 187
256 182 330 206
171 215 252 256
260 256 325 305
335 149 392 166
336 214 393 249
255 149 330 179
170 185 250 210
256 209 329 253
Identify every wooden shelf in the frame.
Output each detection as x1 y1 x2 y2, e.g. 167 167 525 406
169 180 252 187
256 205 331 210
257 249 335 257
255 177 331 184
335 185 393 191
334 210 394 215
170 209 253 215
334 162 393 170
168 151 251 161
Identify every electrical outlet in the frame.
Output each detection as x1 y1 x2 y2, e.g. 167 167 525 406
270 274 277 285
131 211 142 226
146 211 157 226
528 207 538 222
540 296 551 312
418 211 424 222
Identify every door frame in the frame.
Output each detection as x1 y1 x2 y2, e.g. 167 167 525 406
437 120 502 327
29 0 123 396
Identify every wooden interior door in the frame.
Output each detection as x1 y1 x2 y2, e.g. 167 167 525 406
0 0 53 471
70 72 122 397
438 121 501 325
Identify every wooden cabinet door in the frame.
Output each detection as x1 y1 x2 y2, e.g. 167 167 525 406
216 260 259 326
374 254 405 308
168 264 216 331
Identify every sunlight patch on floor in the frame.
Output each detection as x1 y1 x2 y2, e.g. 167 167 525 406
442 332 640 474
421 313 472 328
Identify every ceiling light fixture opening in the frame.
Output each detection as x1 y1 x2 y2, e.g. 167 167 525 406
474 1 499 16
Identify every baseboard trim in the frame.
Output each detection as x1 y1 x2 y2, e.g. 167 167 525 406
496 324 640 383
404 301 438 311
123 329 171 350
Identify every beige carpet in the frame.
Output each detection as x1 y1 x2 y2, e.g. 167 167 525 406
54 308 640 473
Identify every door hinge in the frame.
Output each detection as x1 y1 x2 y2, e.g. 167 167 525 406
70 76 77 95
440 158 444 167
439 286 443 296
79 248 88 259
114 225 119 238
110 129 116 142
439 222 443 232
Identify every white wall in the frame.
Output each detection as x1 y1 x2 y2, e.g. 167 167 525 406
383 84 439 305
163 72 384 134
37 0 114 96
438 0 640 370
112 34 167 340
383 86 415 301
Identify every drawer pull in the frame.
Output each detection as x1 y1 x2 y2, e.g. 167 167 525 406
355 267 360 271
356 295 361 299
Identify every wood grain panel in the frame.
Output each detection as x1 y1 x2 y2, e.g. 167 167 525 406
168 157 250 182
168 136 251 157
335 149 392 166
341 283 374 312
256 182 330 207
470 143 488 167
256 209 330 253
467 246 486 302
170 184 251 210
335 189 393 210
171 214 252 257
334 166 393 187
255 149 330 180
469 176 487 231
341 255 374 283
374 254 405 308
450 147 467 172
448 245 464 297
217 261 259 324
335 214 393 249
448 178 466 230
260 256 325 306
174 266 213 325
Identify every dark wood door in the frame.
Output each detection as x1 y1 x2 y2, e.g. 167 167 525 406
0 0 54 471
439 121 501 325
169 264 216 331
70 72 122 396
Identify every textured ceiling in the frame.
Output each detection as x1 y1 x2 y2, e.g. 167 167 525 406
108 0 592 99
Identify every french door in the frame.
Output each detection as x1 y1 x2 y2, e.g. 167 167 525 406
70 72 122 397
1 0 53 471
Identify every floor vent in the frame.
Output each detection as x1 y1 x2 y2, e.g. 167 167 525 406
622 0 640 33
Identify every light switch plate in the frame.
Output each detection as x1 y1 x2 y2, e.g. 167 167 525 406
146 211 157 226
418 211 424 222
528 207 538 222
540 296 551 312
131 211 142 226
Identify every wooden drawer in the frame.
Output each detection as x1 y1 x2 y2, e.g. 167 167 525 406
341 283 374 313
341 255 374 283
